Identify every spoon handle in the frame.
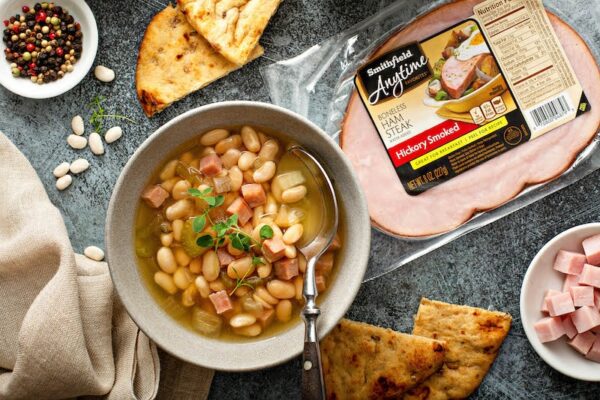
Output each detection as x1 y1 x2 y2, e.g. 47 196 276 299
302 258 326 400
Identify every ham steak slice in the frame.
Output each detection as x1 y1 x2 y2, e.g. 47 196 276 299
341 0 600 237
441 54 485 98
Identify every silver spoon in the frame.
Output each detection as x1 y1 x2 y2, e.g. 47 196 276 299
288 145 339 400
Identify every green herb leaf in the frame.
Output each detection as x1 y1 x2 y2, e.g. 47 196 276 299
187 188 203 197
231 234 244 251
205 196 216 207
87 95 136 134
259 225 274 240
214 195 225 207
213 222 229 238
201 187 213 195
252 256 265 266
196 234 214 248
192 215 206 233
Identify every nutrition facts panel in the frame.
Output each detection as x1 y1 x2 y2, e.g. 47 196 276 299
473 0 578 110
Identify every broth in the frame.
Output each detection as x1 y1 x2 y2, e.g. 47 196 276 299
134 126 341 341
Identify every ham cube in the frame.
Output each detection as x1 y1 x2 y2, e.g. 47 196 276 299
315 275 327 293
568 332 596 355
563 274 580 292
241 184 266 208
274 257 299 280
226 197 253 225
200 154 222 177
262 237 286 262
554 250 586 275
209 290 233 314
583 234 600 265
316 252 334 276
586 337 600 363
571 306 600 333
570 286 595 307
217 248 236 266
579 264 600 288
541 289 561 313
258 309 275 328
141 185 169 208
534 317 565 343
562 316 578 339
547 292 575 317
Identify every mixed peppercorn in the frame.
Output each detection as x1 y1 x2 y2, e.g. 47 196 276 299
2 3 82 84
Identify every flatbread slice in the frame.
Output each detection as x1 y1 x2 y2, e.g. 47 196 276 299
405 298 512 400
178 0 280 65
136 4 263 117
321 319 446 400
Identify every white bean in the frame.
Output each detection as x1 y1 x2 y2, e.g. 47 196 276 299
257 260 272 278
229 166 243 192
53 162 70 178
255 286 279 305
215 134 242 154
165 199 193 221
200 129 229 146
234 323 262 337
221 148 241 169
284 244 297 259
189 257 202 274
69 158 90 174
84 245 105 261
267 280 295 299
282 185 307 203
173 266 194 289
71 115 84 135
89 132 104 155
181 285 198 307
172 179 191 200
157 247 177 273
173 246 191 266
56 174 72 190
172 219 184 242
154 272 177 295
195 276 210 298
202 250 220 282
258 140 279 161
241 126 261 152
94 65 115 82
238 152 257 171
160 233 173 247
159 160 178 181
67 134 87 149
105 126 123 144
230 313 257 328
227 256 254 279
160 177 179 193
294 276 304 301
276 300 292 322
283 224 304 245
253 161 276 183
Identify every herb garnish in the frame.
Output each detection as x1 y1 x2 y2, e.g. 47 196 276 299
229 267 255 296
88 95 136 133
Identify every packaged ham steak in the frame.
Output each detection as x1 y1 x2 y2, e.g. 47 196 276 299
262 0 600 280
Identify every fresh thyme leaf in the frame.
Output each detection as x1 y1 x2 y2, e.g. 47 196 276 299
214 222 229 238
192 215 206 233
229 266 255 296
196 234 214 248
87 95 136 134
187 188 203 197
226 214 238 227
201 187 213 195
205 196 216 207
231 234 244 251
214 195 225 207
252 256 265 266
259 225 274 240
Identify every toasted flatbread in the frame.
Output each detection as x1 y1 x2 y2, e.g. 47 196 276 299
178 0 280 65
320 319 446 400
405 298 512 400
136 4 263 117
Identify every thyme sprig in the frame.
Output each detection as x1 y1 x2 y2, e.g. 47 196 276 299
88 95 136 133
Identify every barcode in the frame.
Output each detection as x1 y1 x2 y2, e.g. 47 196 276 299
529 95 570 128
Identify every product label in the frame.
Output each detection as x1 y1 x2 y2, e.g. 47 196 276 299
354 0 590 195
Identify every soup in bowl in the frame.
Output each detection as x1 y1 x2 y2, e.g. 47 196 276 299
106 102 370 370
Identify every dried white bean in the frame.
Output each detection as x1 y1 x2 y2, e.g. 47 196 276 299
221 148 241 169
88 132 104 155
227 256 254 279
157 247 177 273
165 199 193 221
53 162 70 178
230 313 257 328
215 135 242 154
67 134 87 149
105 126 122 144
253 161 276 183
234 323 262 337
195 276 211 298
241 126 261 152
283 224 303 245
267 280 295 299
189 257 202 274
276 300 292 322
173 266 194 289
284 244 297 259
172 219 184 241
84 245 105 261
160 160 178 181
172 179 191 200
71 115 84 135
69 158 90 174
160 233 173 247
200 129 229 146
258 140 279 161
238 152 257 171
56 174 72 190
255 286 279 305
94 65 115 82
173 246 191 266
154 272 177 295
202 250 220 282
282 185 307 203
229 166 243 192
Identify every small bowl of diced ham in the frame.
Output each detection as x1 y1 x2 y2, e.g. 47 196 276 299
521 223 600 381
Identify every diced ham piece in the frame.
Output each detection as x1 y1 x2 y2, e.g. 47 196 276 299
258 309 275 327
241 184 266 208
328 234 341 252
546 292 575 317
579 264 600 288
209 290 233 314
553 250 586 275
316 252 334 276
262 237 286 262
200 154 222 177
586 337 600 363
568 332 596 355
571 306 600 333
541 289 561 313
562 316 578 339
582 234 600 265
534 317 565 343
570 286 595 307
217 248 236 266
226 197 253 225
563 274 580 292
274 257 299 280
315 275 327 293
141 185 169 208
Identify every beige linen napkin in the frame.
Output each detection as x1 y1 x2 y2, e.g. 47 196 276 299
0 131 213 399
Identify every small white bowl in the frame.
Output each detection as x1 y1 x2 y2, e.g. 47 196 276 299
521 223 600 381
0 0 98 98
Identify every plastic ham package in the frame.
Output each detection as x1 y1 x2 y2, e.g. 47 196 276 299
261 0 600 281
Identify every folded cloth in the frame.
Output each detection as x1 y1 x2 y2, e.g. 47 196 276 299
0 132 213 399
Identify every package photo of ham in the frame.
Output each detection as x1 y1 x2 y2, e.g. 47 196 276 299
0 0 599 399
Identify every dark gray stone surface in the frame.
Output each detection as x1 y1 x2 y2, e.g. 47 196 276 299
1 0 599 398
